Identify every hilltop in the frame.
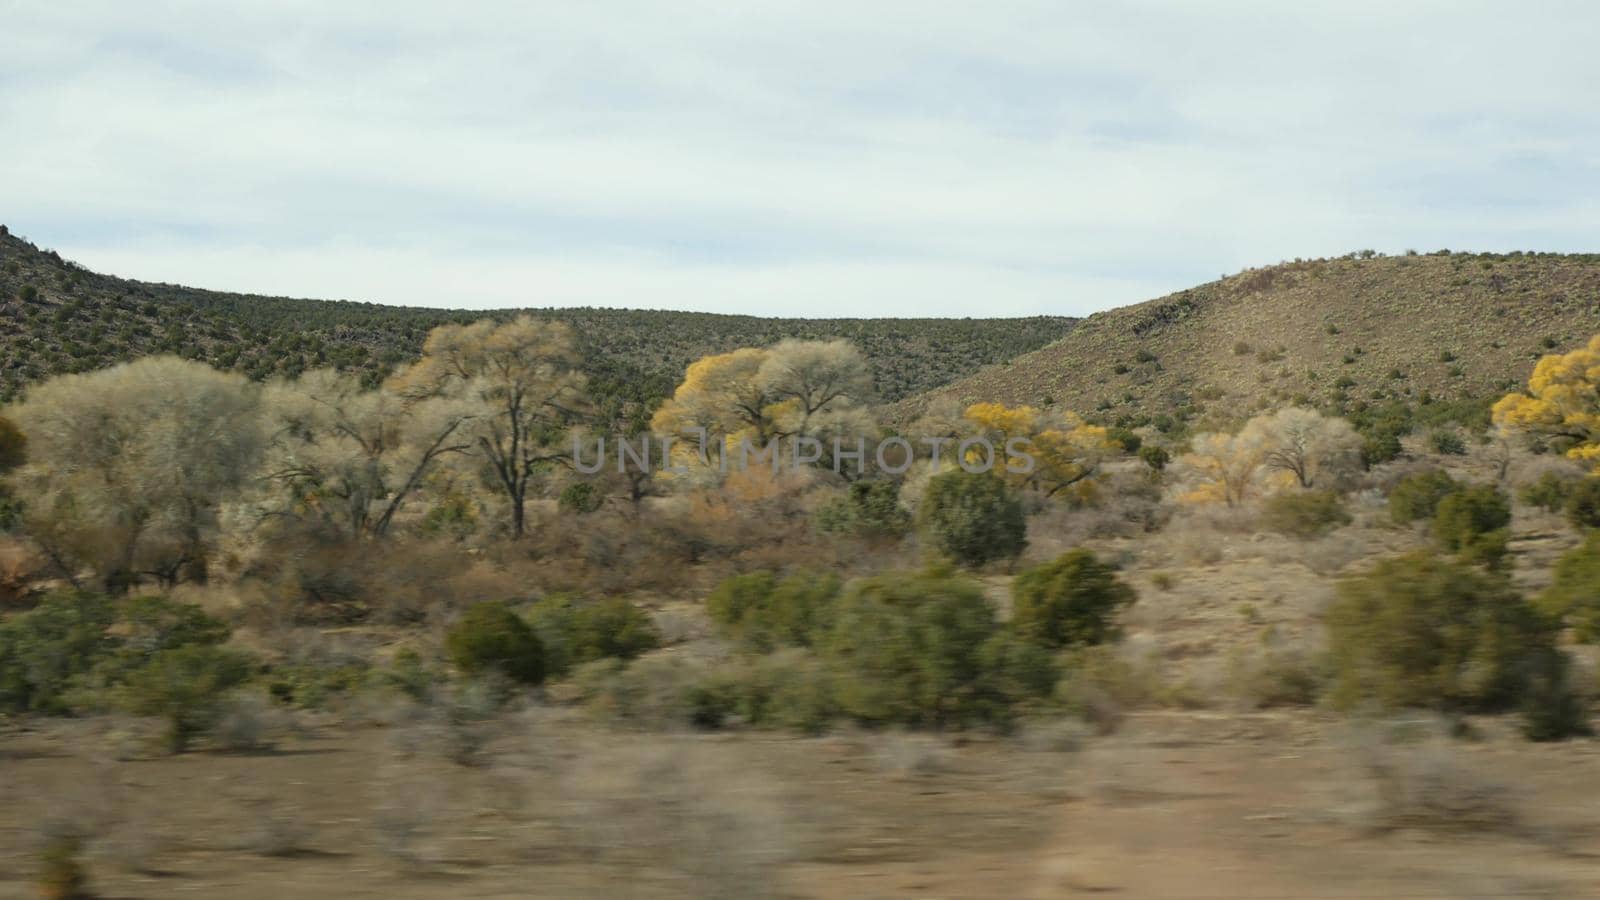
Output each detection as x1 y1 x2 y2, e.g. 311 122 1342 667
907 250 1600 427
0 226 1075 405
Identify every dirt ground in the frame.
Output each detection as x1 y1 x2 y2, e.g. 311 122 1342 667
4 707 1600 899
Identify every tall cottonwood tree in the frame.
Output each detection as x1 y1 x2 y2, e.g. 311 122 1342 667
1253 407 1362 489
257 369 478 539
10 357 263 591
652 339 876 471
960 402 1115 497
1178 408 1360 505
394 317 585 537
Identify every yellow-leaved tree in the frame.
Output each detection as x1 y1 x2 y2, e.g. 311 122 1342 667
1493 334 1600 466
651 339 875 470
961 402 1116 497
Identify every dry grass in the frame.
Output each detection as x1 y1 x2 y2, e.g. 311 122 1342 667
909 252 1600 424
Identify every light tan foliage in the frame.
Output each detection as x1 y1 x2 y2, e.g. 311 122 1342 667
10 356 263 589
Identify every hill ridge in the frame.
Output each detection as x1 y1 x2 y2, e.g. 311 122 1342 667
0 225 1076 405
906 250 1600 427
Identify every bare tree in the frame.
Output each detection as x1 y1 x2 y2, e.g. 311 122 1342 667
256 369 477 539
1250 407 1362 489
394 317 585 537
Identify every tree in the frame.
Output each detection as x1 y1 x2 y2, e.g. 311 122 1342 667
394 317 585 537
1179 409 1360 505
651 339 876 473
915 470 1026 567
10 357 263 591
961 402 1116 497
1176 430 1267 506
651 348 775 442
758 339 875 438
256 369 477 539
1494 333 1600 467
1250 407 1361 489
1010 550 1136 649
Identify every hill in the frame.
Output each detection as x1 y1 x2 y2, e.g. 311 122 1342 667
0 226 1075 405
906 250 1600 429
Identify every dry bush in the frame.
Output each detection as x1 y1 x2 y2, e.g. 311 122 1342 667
1223 638 1325 709
96 716 170 762
0 537 42 607
870 732 954 778
210 691 290 752
370 757 449 868
235 535 531 626
1015 717 1091 753
385 678 512 767
557 739 795 899
237 796 315 857
1257 529 1368 576
1358 738 1520 835
1154 502 1262 565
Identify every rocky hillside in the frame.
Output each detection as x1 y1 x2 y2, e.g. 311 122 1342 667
907 251 1600 427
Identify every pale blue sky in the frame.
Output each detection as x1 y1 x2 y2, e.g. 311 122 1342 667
2 1 1596 317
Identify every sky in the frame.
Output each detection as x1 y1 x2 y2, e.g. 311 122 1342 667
1 1 1596 318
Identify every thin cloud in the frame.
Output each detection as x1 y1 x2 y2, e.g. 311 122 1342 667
2 1 1595 316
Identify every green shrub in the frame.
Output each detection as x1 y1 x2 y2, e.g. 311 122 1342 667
1361 430 1404 467
445 601 544 684
1566 477 1600 529
1429 430 1467 456
1519 649 1592 741
117 645 255 750
524 593 660 678
1262 490 1351 538
419 493 478 539
716 648 838 733
1350 401 1412 468
0 591 116 714
368 647 441 701
1010 550 1135 649
573 656 736 730
1520 470 1576 512
36 833 89 900
1138 444 1169 471
1434 484 1510 552
557 481 602 514
1388 469 1458 523
1540 531 1600 641
78 595 235 694
813 480 910 540
1105 427 1141 453
119 595 231 655
705 571 840 650
1327 552 1559 716
262 661 369 709
0 414 24 472
915 470 1026 568
822 569 1005 727
976 628 1059 709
